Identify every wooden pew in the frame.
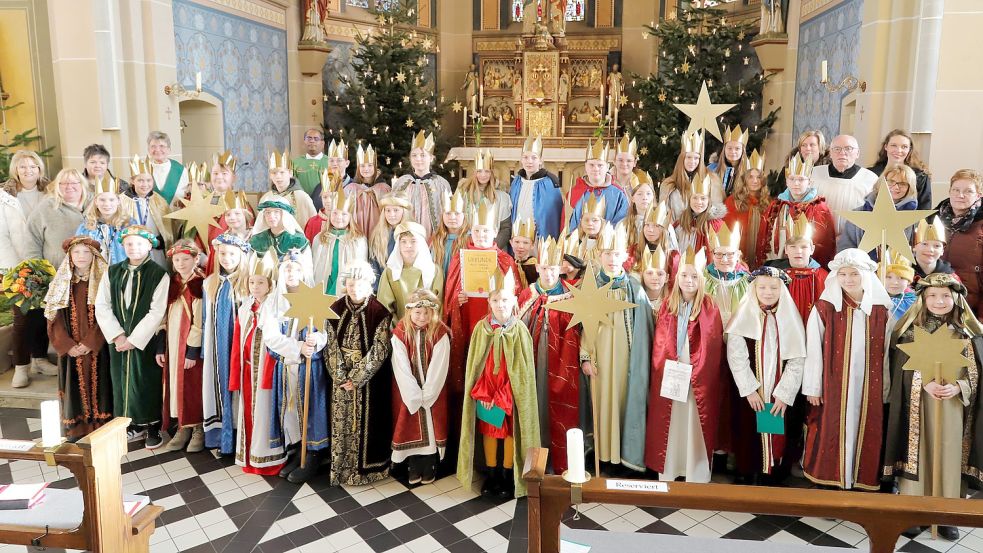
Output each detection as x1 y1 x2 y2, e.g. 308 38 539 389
523 447 983 553
0 418 163 552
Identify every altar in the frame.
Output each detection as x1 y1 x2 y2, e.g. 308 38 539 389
445 145 613 193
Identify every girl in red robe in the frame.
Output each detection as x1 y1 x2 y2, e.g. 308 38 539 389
673 175 726 255
157 240 206 452
391 289 450 485
645 248 724 482
723 150 771 271
625 201 679 273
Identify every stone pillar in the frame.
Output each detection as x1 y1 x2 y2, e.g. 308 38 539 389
437 0 473 144
288 1 330 155
765 0 801 173
620 1 659 95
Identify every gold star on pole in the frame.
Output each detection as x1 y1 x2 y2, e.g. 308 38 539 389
837 180 936 260
283 281 340 325
898 324 971 384
405 117 415 128
451 101 463 113
545 261 637 357
673 80 736 142
164 187 227 254
618 95 628 107
395 71 406 83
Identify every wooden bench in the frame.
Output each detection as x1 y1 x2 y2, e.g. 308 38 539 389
0 418 163 552
523 447 983 553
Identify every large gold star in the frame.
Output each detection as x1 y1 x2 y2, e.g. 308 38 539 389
164 188 227 254
545 261 637 358
673 80 735 142
898 324 971 384
283 281 340 326
838 180 935 260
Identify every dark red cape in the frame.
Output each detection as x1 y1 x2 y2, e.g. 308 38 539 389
644 296 724 473
161 272 204 427
757 197 836 268
391 322 449 454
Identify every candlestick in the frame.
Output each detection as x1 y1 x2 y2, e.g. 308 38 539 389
821 60 828 84
471 94 477 114
561 114 566 135
498 115 503 134
480 83 484 107
40 400 61 447
195 71 202 92
565 428 586 483
463 105 468 128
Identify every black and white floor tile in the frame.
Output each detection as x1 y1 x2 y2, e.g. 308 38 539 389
0 407 979 553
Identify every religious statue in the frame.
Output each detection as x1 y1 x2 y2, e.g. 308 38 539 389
606 64 623 119
549 0 567 37
760 0 786 35
522 0 540 35
300 0 326 43
534 21 553 50
512 69 523 106
462 64 479 102
558 70 570 104
502 106 514 122
587 65 601 89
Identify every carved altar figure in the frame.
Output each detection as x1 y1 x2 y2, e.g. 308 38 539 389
463 64 479 100
549 0 567 36
606 64 623 118
558 70 570 104
512 69 524 106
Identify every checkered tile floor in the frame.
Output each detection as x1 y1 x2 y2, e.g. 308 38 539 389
0 407 980 552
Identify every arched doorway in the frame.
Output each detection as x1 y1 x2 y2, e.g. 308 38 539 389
179 94 223 165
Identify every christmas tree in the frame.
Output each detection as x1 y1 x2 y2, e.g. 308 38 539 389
627 3 779 180
326 1 446 177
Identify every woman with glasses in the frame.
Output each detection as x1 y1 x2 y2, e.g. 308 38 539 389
937 169 983 318
869 129 932 210
837 165 920 258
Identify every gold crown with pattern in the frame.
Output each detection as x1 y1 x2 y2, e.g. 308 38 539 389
488 266 517 296
522 135 543 157
690 173 714 197
585 137 610 162
514 217 536 240
187 161 209 184
442 189 467 213
560 229 582 257
681 129 704 154
785 153 814 179
410 130 435 155
319 168 342 190
597 221 629 252
213 150 238 173
616 134 638 157
879 248 915 282
474 148 494 171
328 139 349 160
472 199 497 228
537 237 564 266
743 149 765 172
644 201 672 227
914 216 947 244
92 175 118 195
331 180 356 213
223 190 251 212
379 190 412 209
356 143 375 166
785 212 814 242
709 221 741 251
129 155 154 177
640 245 669 272
722 124 749 146
681 246 708 273
250 250 278 280
581 193 607 219
269 150 291 171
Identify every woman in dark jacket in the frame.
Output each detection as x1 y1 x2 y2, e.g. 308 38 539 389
769 130 829 198
937 169 983 318
868 129 932 210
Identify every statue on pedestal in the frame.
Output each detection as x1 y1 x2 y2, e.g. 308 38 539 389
512 69 523 107
606 64 623 119
558 70 570 104
549 0 567 37
760 0 786 35
522 0 539 35
462 64 479 103
300 0 326 43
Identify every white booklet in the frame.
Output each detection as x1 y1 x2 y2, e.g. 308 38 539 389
660 360 693 403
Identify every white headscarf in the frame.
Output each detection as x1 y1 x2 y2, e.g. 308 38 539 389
819 248 893 314
726 272 807 360
249 203 304 237
386 221 437 289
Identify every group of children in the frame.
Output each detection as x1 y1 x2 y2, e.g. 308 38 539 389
36 129 983 538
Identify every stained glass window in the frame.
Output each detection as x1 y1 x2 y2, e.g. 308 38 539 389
346 0 368 7
375 0 398 11
511 0 524 21
512 1 585 22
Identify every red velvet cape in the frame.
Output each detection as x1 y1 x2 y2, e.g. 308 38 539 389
644 296 724 473
390 322 449 454
757 197 836 268
161 272 205 427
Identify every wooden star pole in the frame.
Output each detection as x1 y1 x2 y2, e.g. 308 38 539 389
163 187 227 254
897 324 971 539
546 261 637 477
283 281 339 469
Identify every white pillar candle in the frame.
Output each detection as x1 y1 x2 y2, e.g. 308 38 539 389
821 60 828 83
40 400 61 447
566 428 586 482
195 71 202 92
498 115 503 133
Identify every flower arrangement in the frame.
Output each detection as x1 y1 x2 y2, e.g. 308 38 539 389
0 259 57 314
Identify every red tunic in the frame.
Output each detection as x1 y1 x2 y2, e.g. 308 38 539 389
757 198 836 268
723 196 769 270
802 299 888 490
517 285 581 473
470 321 515 440
161 273 205 427
644 297 724 473
390 322 449 454
304 212 328 243
785 267 828 323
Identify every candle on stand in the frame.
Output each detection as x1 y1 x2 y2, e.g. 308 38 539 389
463 105 468 128
195 71 202 92
561 114 566 135
479 83 484 108
498 115 503 133
470 94 477 114
40 400 61 447
821 60 828 83
566 428 586 482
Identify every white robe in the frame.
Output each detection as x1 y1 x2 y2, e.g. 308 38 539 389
810 165 878 236
311 232 368 296
390 333 450 463
94 263 168 349
234 297 285 469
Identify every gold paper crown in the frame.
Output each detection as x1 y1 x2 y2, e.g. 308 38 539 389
785 153 814 178
560 229 581 257
879 248 915 281
644 201 672 227
597 221 629 252
616 134 638 157
214 150 238 173
632 170 654 190
681 246 708 273
537 237 564 266
785 212 814 242
722 124 749 146
410 130 435 155
223 190 251 212
188 162 209 184
586 137 610 162
394 221 426 238
328 139 349 160
472 199 497 228
690 173 714 197
129 155 154 177
250 251 278 280
474 148 494 171
681 129 704 154
522 135 543 157
581 193 607 219
744 149 765 172
356 143 375 166
640 245 669 272
379 190 412 209
319 168 342 190
488 266 517 296
709 221 741 251
514 217 536 240
914 216 947 244
442 189 467 213
331 180 356 213
92 175 118 195
269 150 291 171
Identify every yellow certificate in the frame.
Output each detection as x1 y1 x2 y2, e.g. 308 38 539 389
460 249 499 297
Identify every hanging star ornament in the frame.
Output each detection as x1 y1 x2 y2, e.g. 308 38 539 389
837 180 936 260
451 101 463 113
283 282 339 331
545 261 637 357
673 80 736 142
897 324 971 384
405 117 415 128
164 187 227 254
395 71 406 83
680 61 691 74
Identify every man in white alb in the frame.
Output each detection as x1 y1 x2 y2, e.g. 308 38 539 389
810 134 878 235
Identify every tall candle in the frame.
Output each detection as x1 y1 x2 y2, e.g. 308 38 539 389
821 60 828 83
480 83 484 107
195 71 202 92
561 115 566 135
498 115 503 133
566 428 586 482
463 105 468 128
40 400 61 447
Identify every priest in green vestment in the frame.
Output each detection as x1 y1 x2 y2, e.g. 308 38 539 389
292 128 331 196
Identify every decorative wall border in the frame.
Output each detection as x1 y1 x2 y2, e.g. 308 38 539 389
187 0 286 27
